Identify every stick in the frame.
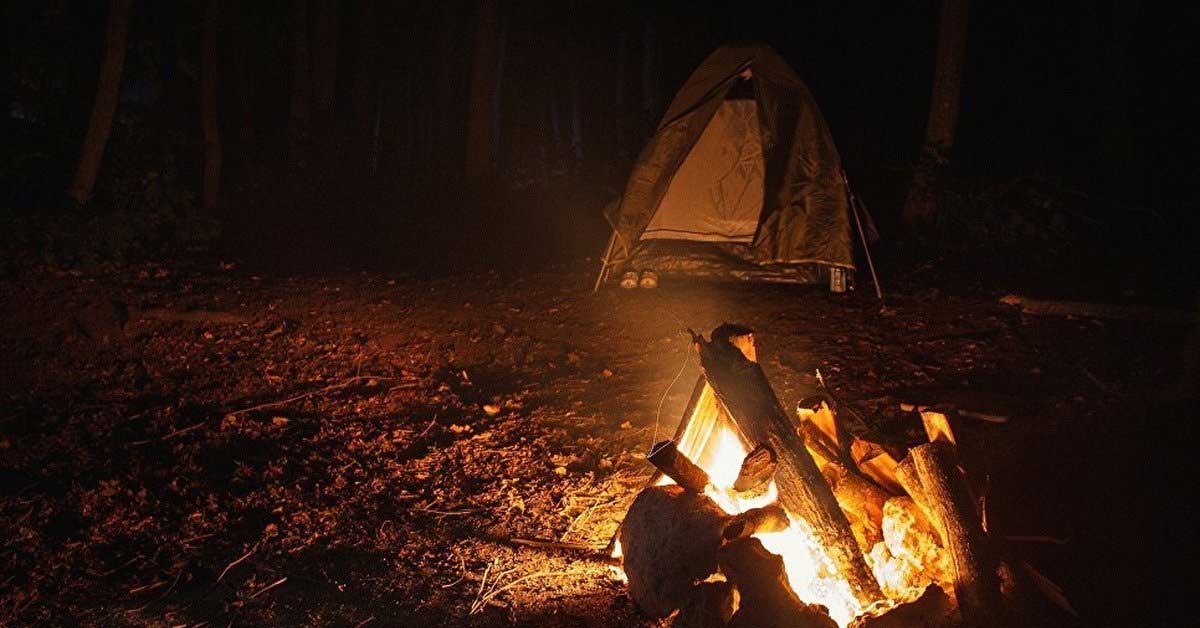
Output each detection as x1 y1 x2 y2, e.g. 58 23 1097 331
248 576 287 599
228 375 400 417
217 542 258 583
844 171 883 300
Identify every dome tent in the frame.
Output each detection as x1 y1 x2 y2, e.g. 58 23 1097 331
594 43 874 290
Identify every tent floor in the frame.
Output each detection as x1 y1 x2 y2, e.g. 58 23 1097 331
622 239 827 284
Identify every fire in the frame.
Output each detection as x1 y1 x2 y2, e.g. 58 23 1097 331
655 423 945 628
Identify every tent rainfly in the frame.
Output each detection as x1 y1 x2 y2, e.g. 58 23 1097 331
595 43 877 292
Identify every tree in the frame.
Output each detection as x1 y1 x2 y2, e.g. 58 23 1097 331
288 0 311 169
465 0 499 183
67 0 133 205
201 0 222 212
903 0 969 226
311 0 340 137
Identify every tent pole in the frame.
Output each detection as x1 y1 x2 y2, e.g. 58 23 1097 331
843 174 884 301
593 231 617 293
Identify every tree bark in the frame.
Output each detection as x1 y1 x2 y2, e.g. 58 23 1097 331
697 330 883 607
67 0 133 205
902 0 969 226
288 0 311 169
466 0 499 183
351 0 377 170
200 0 222 213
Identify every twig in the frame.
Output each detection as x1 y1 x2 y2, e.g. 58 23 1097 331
353 617 376 628
469 570 574 615
228 375 399 417
161 422 205 440
441 553 468 589
248 576 287 599
508 537 605 553
217 542 258 583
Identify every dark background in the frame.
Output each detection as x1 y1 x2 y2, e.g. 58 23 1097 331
3 1 1198 294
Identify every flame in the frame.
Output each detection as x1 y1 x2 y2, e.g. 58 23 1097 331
656 423 944 628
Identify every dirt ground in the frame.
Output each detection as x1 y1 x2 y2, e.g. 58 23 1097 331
0 261 1190 627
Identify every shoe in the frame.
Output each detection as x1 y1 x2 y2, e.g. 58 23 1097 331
639 270 658 289
620 271 639 289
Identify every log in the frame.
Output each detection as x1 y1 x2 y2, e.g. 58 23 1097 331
698 325 883 605
673 581 738 628
906 442 1004 628
723 504 790 541
848 583 953 628
719 537 838 628
648 439 711 493
734 444 777 493
851 438 903 495
620 485 728 618
822 463 889 550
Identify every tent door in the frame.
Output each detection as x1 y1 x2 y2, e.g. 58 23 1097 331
641 98 765 243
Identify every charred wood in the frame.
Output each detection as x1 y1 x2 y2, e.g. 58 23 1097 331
733 444 777 493
723 505 790 541
719 537 838 628
698 325 883 605
648 439 711 493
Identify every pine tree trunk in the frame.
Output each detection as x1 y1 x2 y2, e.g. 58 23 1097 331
200 0 222 213
903 0 969 226
466 0 499 183
67 0 133 205
288 0 311 169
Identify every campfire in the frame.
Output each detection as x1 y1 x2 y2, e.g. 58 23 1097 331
612 324 1018 628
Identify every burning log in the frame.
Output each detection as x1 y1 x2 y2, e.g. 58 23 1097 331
619 485 728 618
723 504 790 541
697 324 884 606
733 444 777 493
718 537 838 628
898 443 1004 627
648 439 712 493
848 583 953 628
822 463 889 550
673 581 738 628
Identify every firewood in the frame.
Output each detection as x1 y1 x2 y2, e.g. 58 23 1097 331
733 444 777 493
723 505 790 540
673 581 738 628
648 440 712 493
848 583 953 628
851 438 904 495
620 485 728 618
718 537 838 628
822 463 888 549
905 442 1004 628
698 325 884 606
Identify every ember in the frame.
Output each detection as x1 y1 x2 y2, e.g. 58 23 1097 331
615 325 1015 628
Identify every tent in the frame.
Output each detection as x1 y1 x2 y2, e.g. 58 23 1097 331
594 43 875 291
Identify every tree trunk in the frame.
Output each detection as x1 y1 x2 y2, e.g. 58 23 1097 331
67 0 133 205
697 329 884 607
351 0 377 169
200 0 222 213
311 0 339 135
465 0 499 183
902 0 969 226
288 0 311 169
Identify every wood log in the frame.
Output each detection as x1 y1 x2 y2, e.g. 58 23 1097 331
723 504 790 541
719 537 838 628
620 485 727 618
734 444 777 493
851 438 903 495
648 439 711 493
822 463 889 550
848 583 953 628
673 581 738 628
906 442 1004 628
698 325 883 605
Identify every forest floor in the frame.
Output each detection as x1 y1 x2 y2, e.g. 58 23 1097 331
0 260 1191 627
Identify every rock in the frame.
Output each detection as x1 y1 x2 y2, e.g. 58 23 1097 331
849 584 953 628
619 485 727 618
